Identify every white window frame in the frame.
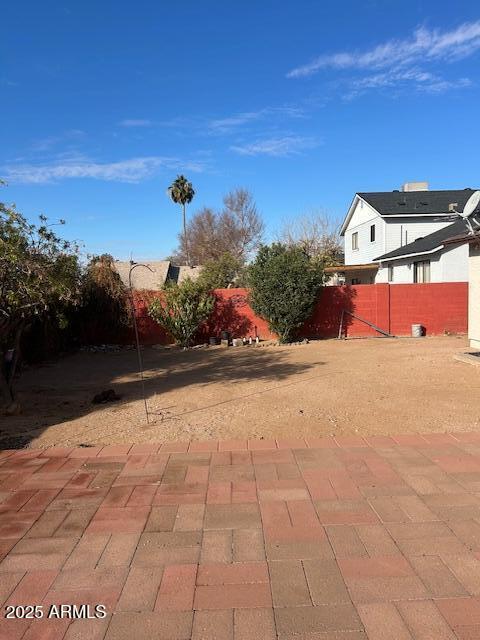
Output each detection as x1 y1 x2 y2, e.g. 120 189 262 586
352 232 359 251
370 224 376 243
413 260 430 283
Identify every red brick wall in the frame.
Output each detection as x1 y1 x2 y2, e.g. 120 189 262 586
388 283 468 336
130 283 468 345
133 292 171 344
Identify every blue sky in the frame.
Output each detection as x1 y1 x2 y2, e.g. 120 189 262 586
2 1 480 261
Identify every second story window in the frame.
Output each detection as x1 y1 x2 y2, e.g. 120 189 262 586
370 224 376 242
352 232 359 250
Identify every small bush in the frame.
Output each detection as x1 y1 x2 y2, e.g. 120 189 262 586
148 278 214 348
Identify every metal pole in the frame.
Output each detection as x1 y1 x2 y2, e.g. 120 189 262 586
342 309 394 338
338 310 345 340
128 261 154 424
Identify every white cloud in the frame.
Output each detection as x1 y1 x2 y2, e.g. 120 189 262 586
209 106 305 133
119 119 153 127
345 67 472 98
31 129 86 152
3 156 206 184
230 135 317 157
287 21 479 97
288 21 480 78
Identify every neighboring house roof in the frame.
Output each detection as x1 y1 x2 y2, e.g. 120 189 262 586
177 265 203 284
374 218 480 262
114 260 202 290
341 188 479 235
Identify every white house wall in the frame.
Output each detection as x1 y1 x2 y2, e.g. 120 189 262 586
376 262 412 283
440 244 469 281
383 217 451 254
469 246 480 349
376 244 468 284
344 200 384 265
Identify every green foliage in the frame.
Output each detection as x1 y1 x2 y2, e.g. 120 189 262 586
168 175 195 267
0 196 80 406
247 243 323 343
197 252 244 290
148 278 214 348
167 175 195 206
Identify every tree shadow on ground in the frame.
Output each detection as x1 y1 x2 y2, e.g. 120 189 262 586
0 345 325 448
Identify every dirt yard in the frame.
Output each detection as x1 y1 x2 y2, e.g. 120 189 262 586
1 336 479 448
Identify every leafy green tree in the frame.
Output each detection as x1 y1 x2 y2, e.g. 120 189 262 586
247 243 323 343
197 252 244 290
0 196 80 411
167 175 195 266
148 278 214 348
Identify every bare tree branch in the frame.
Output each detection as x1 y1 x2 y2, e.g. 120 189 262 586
171 188 264 265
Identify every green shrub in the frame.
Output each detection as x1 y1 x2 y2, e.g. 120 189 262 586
197 252 244 290
148 278 214 348
247 243 323 343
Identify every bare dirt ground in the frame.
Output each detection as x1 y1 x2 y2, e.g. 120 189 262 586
1 336 479 448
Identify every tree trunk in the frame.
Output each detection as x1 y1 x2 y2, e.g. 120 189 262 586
0 363 14 409
7 322 25 392
183 203 190 267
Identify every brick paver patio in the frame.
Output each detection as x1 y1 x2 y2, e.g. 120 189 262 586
2 433 480 639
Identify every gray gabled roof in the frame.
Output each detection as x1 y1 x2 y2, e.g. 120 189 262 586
114 261 202 290
359 189 479 216
375 218 480 262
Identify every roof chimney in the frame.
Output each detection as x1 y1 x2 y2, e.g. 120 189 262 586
401 181 429 192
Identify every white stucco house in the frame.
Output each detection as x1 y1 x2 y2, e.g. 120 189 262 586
326 182 480 285
441 232 480 349
468 243 480 349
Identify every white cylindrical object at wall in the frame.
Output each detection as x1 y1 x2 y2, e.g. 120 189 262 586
411 324 423 337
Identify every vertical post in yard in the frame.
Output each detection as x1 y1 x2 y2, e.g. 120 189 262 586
128 261 154 424
338 309 345 340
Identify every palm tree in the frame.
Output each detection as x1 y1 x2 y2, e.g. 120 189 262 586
167 175 195 266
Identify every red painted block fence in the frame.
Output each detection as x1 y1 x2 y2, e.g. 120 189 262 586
130 282 467 345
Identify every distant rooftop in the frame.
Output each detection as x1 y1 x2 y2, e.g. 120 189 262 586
114 260 202 290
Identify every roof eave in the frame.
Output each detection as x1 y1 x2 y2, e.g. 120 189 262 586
324 263 378 273
444 232 480 246
340 194 382 236
374 245 445 263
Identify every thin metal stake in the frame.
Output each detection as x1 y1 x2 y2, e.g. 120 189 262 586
338 309 345 340
128 261 154 424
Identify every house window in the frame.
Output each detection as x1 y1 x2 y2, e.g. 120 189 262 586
414 260 430 283
388 265 394 282
352 232 359 250
370 224 376 242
